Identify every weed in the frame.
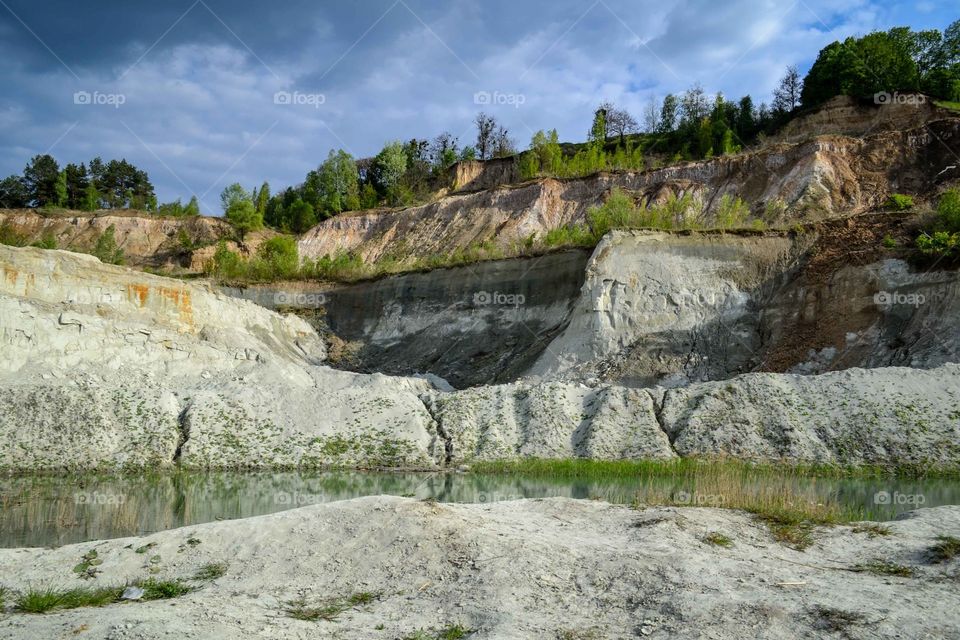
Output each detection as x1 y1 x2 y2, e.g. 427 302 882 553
853 560 914 577
284 591 382 622
15 585 121 613
138 578 194 600
702 532 733 547
929 535 960 563
754 511 817 551
401 625 473 640
192 562 227 581
852 524 891 538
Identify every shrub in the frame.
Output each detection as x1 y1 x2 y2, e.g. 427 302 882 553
937 189 960 233
886 193 915 211
714 194 750 229
31 231 58 250
881 234 896 248
207 240 244 279
916 231 959 257
0 221 26 246
256 236 299 278
92 224 124 265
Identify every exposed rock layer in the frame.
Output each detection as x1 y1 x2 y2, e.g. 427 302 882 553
3 244 960 471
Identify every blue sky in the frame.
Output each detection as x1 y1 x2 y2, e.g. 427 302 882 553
0 0 956 212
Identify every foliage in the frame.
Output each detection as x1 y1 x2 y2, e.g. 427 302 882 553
316 149 360 215
92 224 124 265
886 193 915 211
256 236 299 278
929 535 960 562
220 183 251 215
915 189 960 256
0 175 30 208
22 154 60 207
225 199 262 239
286 199 317 233
372 141 408 204
801 21 960 107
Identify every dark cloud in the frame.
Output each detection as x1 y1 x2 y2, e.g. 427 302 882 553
0 0 955 207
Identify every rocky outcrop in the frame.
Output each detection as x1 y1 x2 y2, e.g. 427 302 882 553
298 116 960 263
222 249 591 388
3 244 960 471
0 209 278 270
0 245 439 472
4 497 958 639
452 157 519 191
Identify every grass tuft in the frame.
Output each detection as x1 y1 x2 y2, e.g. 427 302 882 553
852 524 892 538
192 562 228 581
702 532 733 547
853 560 914 577
929 535 960 563
284 591 382 622
401 624 473 640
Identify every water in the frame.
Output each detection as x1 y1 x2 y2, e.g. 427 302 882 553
1 470 958 548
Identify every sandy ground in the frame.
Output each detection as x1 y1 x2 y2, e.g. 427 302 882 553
0 497 958 639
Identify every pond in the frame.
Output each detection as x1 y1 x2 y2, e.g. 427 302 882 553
2 470 958 548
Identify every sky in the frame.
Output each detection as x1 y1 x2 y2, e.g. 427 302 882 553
0 0 956 213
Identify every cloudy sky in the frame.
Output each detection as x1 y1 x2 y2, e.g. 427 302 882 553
1 0 955 212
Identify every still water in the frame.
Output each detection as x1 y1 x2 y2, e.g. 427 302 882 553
2 470 958 548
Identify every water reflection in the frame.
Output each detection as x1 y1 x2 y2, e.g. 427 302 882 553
1 470 957 548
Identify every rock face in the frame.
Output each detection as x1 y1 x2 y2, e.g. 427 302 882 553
0 245 439 472
3 243 960 471
223 250 591 388
0 209 277 270
297 114 960 263
2 497 959 639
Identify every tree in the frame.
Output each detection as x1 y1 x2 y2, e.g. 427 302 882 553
255 181 270 215
429 132 459 171
474 112 497 160
318 149 359 215
63 163 90 210
371 141 407 201
679 84 709 130
257 236 299 278
773 65 803 113
287 199 317 233
491 126 516 158
736 95 756 139
588 104 608 145
22 154 60 207
225 200 262 240
220 183 251 214
658 94 678 132
0 175 29 208
529 129 563 175
54 171 68 207
642 96 660 133
459 146 477 161
184 196 200 216
605 103 639 144
82 182 100 211
98 159 154 209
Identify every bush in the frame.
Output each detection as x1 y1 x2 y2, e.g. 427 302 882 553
886 194 915 211
937 189 960 233
207 240 244 279
916 231 959 256
92 225 124 264
714 194 750 229
0 221 26 246
31 231 58 250
256 236 299 279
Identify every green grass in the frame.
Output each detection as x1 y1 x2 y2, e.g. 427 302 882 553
469 457 959 480
853 560 914 577
138 578 194 600
852 523 892 538
929 535 960 563
935 100 960 112
15 585 124 613
470 457 957 549
284 591 382 622
0 585 7 609
702 532 733 547
401 624 473 640
192 562 228 581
